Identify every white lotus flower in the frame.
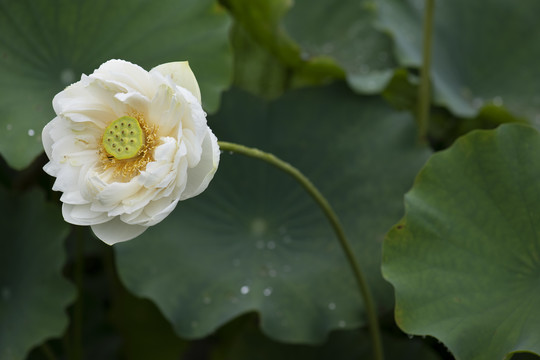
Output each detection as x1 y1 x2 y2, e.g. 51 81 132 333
42 59 220 245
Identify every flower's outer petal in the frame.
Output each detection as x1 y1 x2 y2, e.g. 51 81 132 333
114 91 150 115
142 197 179 226
53 75 118 128
91 218 147 245
60 191 88 205
62 204 110 225
91 59 155 99
42 118 56 160
175 87 208 167
151 61 202 104
121 196 179 227
181 127 220 200
147 84 183 137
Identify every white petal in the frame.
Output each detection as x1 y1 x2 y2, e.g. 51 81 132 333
91 217 147 245
142 197 179 226
151 61 201 104
124 196 179 226
42 118 56 159
147 84 183 137
181 128 220 200
62 204 110 226
137 138 179 187
60 191 88 205
53 76 117 128
91 59 156 98
96 180 143 207
114 91 150 114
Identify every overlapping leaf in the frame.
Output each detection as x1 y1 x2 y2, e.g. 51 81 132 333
224 0 396 94
282 0 397 93
0 0 231 169
114 83 431 343
383 124 540 359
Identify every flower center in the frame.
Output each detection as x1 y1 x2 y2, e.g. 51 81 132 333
102 116 144 160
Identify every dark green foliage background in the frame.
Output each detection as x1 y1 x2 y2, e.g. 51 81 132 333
0 0 539 359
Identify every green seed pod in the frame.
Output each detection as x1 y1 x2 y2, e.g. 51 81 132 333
102 116 144 160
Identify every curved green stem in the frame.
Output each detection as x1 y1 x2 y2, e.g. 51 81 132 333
418 0 435 142
73 227 84 360
218 141 384 360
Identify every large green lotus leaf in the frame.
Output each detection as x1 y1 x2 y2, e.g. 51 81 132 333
282 0 397 94
382 124 540 359
378 0 540 119
115 83 431 343
0 188 74 360
0 0 231 169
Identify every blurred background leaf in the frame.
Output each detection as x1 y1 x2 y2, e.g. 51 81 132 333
383 124 540 359
0 0 232 169
378 0 540 121
0 188 74 360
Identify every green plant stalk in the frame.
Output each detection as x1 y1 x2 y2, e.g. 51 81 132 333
73 227 84 360
218 141 384 360
418 0 435 142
